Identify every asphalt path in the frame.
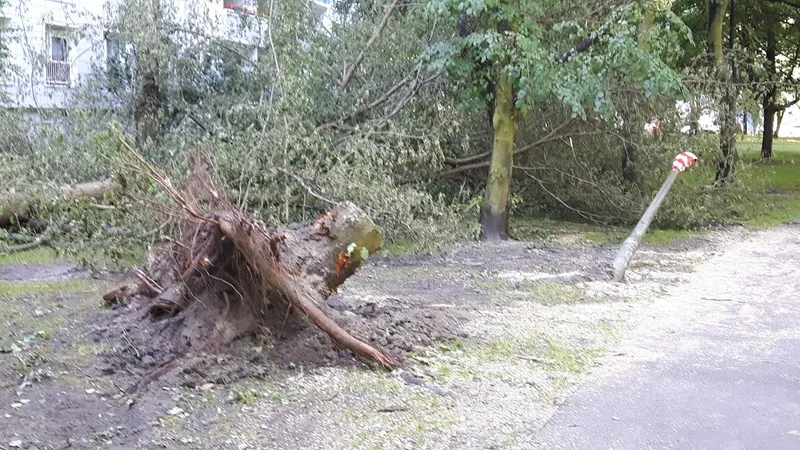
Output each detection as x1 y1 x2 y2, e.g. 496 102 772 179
535 226 800 450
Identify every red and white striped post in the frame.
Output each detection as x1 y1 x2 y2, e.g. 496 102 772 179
611 152 699 282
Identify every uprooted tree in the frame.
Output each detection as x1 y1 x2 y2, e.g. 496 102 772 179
104 140 396 387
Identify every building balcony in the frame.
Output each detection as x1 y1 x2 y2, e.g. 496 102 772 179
224 3 264 46
223 1 257 16
46 60 70 86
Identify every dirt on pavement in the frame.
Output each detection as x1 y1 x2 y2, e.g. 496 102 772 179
0 232 718 449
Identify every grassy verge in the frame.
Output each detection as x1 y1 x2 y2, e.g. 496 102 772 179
0 243 145 269
510 137 800 246
730 137 800 227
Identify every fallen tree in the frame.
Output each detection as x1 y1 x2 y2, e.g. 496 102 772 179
105 140 396 389
0 178 123 228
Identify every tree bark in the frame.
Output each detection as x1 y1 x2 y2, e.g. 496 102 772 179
762 105 776 159
711 0 737 185
0 179 123 228
621 139 643 187
134 69 163 145
215 203 394 367
619 0 653 188
761 19 777 160
480 71 517 241
708 0 729 61
774 109 784 138
133 0 165 145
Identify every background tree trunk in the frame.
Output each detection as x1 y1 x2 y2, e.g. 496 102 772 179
134 0 164 145
480 72 517 241
708 0 729 61
761 20 777 160
134 70 163 145
762 103 776 159
619 0 653 189
711 0 737 185
621 127 644 187
774 110 784 138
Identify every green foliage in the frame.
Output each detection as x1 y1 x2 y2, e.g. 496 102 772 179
425 0 689 118
1 0 798 265
1 0 481 264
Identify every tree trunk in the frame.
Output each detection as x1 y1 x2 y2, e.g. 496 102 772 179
133 0 164 145
215 203 393 367
762 104 776 159
688 99 701 135
711 0 736 185
774 110 784 138
619 0 652 188
716 91 737 184
0 179 123 228
621 130 644 187
480 71 517 241
134 71 162 145
708 0 729 61
761 20 777 160
742 113 747 135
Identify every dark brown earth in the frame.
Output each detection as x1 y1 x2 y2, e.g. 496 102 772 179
0 235 711 449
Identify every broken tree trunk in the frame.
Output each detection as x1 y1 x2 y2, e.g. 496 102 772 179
216 203 391 367
0 178 122 228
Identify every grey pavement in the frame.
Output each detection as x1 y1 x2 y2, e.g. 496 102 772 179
535 226 800 450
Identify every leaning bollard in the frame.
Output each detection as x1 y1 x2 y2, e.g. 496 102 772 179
611 152 698 282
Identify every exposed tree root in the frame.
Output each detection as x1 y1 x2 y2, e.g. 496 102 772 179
108 138 396 392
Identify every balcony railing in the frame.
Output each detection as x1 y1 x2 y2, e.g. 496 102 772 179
223 2 256 15
46 60 70 86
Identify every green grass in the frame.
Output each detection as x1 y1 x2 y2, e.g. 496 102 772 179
511 216 697 246
0 247 62 265
721 137 800 228
513 137 800 243
0 242 146 269
0 279 99 298
526 281 585 304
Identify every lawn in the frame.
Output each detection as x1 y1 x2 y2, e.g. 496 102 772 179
511 136 800 246
725 136 800 227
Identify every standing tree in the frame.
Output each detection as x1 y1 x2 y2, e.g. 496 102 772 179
675 0 799 162
620 0 658 189
756 1 800 159
427 0 687 240
708 0 739 185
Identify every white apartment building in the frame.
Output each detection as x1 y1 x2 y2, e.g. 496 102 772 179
0 0 332 111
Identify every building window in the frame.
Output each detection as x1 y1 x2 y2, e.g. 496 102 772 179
45 30 70 86
106 36 131 84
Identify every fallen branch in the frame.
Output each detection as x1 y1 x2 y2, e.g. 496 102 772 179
0 178 123 228
0 236 47 255
277 168 336 205
340 0 401 90
437 120 575 178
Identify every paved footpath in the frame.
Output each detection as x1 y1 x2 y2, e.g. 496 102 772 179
535 226 800 450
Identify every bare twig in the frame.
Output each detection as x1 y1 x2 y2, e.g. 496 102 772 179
700 297 734 302
443 119 574 167
277 168 336 205
521 171 608 224
135 269 165 294
340 0 400 90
